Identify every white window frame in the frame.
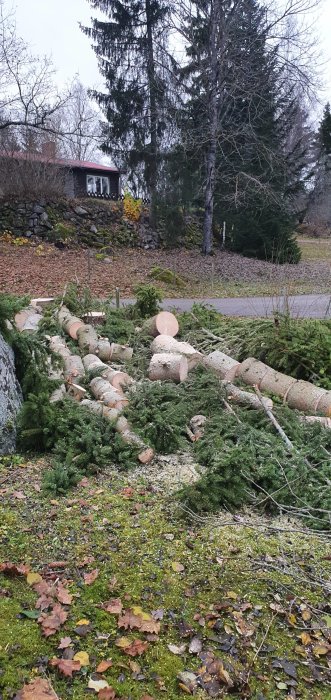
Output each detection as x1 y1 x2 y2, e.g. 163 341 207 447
86 174 110 195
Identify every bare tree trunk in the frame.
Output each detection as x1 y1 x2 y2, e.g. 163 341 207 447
146 0 158 228
202 1 221 255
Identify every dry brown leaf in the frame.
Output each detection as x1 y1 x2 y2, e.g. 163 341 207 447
300 632 312 646
56 582 73 605
49 657 81 677
14 677 58 699
97 659 113 673
98 689 116 700
84 568 99 585
123 639 149 657
58 636 72 649
39 603 68 637
0 562 29 576
105 598 123 615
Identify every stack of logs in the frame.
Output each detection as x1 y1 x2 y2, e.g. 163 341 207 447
15 304 331 460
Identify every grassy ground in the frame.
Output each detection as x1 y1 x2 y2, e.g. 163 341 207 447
1 455 331 699
0 237 330 299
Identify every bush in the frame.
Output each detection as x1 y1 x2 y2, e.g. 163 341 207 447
227 206 301 263
133 284 163 318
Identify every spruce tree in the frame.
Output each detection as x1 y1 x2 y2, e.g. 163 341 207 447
81 1 171 223
318 102 331 156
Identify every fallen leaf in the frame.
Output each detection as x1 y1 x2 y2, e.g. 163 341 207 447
98 690 116 700
105 598 123 614
189 636 202 654
58 636 72 649
87 677 110 692
76 618 90 626
225 591 238 600
276 682 288 690
39 604 68 637
287 613 297 626
49 657 81 677
140 696 155 700
123 639 149 657
129 660 141 674
121 486 134 498
0 562 29 576
26 572 42 586
73 651 90 666
164 533 174 541
12 490 26 499
168 643 187 655
171 562 185 573
313 645 330 656
14 677 58 699
56 582 73 605
118 608 160 634
302 609 312 622
300 632 312 646
84 569 99 585
97 659 113 673
115 636 131 649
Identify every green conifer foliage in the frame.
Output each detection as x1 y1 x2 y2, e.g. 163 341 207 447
318 102 331 156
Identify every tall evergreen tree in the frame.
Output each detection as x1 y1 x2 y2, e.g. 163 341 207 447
318 103 331 156
81 1 172 222
176 0 302 261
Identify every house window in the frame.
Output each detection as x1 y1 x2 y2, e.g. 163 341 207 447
86 174 110 195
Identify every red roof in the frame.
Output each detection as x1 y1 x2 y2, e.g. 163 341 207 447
0 150 119 172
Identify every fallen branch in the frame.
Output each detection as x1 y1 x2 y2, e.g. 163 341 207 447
254 386 294 451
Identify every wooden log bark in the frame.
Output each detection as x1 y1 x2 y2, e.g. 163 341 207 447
286 381 327 414
77 324 99 354
315 392 331 417
67 384 87 401
144 311 179 338
63 355 85 383
223 382 273 411
238 358 269 387
96 338 112 362
83 354 108 377
50 384 66 403
15 307 42 333
90 377 128 409
82 311 106 325
58 306 84 340
49 335 71 360
110 343 133 362
151 335 202 371
259 368 297 399
203 350 240 381
148 353 188 383
102 368 134 390
81 399 104 416
302 415 331 429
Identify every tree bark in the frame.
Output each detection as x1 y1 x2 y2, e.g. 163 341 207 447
148 353 188 382
202 2 222 255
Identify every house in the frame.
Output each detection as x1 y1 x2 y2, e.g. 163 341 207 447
0 142 121 199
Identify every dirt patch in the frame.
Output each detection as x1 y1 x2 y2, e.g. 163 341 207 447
0 240 330 298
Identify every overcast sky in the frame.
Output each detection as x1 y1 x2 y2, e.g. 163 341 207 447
4 0 331 114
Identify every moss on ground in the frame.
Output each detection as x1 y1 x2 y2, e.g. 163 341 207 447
1 457 331 699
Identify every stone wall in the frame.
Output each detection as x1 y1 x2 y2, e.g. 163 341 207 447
0 333 23 455
0 198 159 249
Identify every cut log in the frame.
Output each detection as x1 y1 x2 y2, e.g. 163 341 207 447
50 384 66 403
259 368 297 400
120 429 154 464
81 399 104 416
148 353 188 383
302 415 331 429
286 381 327 414
110 343 133 362
49 335 71 360
63 355 85 383
90 376 128 409
315 392 331 417
77 324 98 354
187 414 207 441
102 367 134 390
58 306 84 340
151 335 202 371
83 353 108 377
96 338 112 362
15 307 42 333
144 311 179 338
115 415 130 434
223 382 273 411
238 358 269 386
82 311 106 325
67 383 87 401
203 350 240 381
31 297 55 309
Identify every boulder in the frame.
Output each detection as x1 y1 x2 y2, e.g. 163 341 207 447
74 206 88 216
0 333 23 454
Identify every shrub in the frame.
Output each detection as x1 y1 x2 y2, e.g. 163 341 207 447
123 193 143 222
133 284 163 318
